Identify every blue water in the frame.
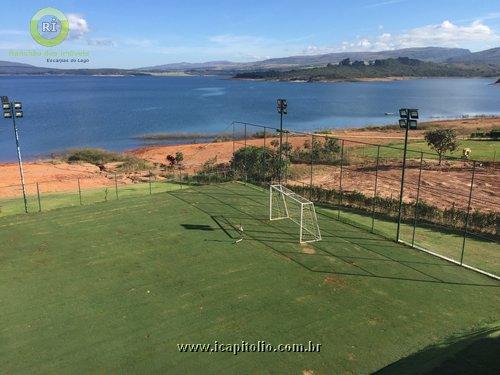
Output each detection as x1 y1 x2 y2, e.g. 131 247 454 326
0 75 498 161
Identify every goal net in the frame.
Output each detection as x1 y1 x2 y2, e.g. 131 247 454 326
269 184 322 243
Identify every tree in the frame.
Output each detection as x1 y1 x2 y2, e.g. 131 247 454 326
231 146 287 182
270 139 279 148
424 129 459 165
175 151 184 165
166 154 176 166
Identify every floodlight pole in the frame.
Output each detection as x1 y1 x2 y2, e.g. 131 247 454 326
11 105 28 213
396 112 410 242
279 109 283 184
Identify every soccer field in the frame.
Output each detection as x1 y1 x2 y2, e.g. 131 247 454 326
0 182 498 373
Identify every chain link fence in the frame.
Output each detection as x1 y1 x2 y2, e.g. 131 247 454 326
231 121 499 278
1 121 498 278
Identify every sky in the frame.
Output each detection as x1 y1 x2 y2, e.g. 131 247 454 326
0 0 499 68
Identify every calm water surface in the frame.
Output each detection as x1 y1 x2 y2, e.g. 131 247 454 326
0 75 498 161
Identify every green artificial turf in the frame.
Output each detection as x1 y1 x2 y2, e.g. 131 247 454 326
0 181 183 217
328 208 500 277
0 182 498 373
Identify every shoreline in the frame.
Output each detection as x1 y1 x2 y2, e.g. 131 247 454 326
0 116 498 204
0 116 498 165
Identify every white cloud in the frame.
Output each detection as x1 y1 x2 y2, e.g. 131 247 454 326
363 0 408 8
305 20 500 54
67 14 90 39
385 20 500 49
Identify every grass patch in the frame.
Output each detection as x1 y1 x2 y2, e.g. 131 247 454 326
63 148 152 171
0 182 498 373
0 181 182 217
322 206 499 276
351 139 500 161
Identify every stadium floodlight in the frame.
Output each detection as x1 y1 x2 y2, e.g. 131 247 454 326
396 107 419 242
276 98 288 183
277 98 287 114
270 184 321 243
1 96 28 213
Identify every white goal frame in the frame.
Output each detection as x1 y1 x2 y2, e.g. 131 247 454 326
269 184 322 243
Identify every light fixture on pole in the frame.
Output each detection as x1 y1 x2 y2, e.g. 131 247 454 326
2 96 28 213
276 99 287 183
396 107 418 242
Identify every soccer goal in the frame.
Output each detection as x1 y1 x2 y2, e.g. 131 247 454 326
269 184 322 243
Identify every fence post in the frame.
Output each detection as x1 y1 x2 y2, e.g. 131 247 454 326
179 168 182 189
36 182 42 212
460 161 476 265
411 152 424 246
244 123 247 184
285 131 289 184
338 139 344 219
264 126 267 147
309 134 314 199
114 173 119 199
77 178 82 205
371 145 380 233
148 170 153 195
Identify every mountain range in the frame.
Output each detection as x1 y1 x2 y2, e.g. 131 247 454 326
1 46 499 75
137 47 500 73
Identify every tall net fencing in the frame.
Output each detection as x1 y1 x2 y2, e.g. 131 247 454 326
0 120 498 278
230 121 499 278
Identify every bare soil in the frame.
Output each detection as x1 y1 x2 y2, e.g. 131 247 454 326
0 117 498 211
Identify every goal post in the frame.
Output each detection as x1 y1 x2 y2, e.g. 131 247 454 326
269 184 322 243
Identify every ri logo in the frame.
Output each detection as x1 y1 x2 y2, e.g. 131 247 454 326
30 7 69 47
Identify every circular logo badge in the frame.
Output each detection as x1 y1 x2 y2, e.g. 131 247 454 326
30 7 69 47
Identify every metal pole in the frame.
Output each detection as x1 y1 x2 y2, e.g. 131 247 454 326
371 145 380 233
309 134 314 199
11 110 28 213
149 170 152 195
285 131 289 184
279 111 283 184
114 173 119 199
396 117 410 242
77 178 82 205
460 161 476 265
244 124 247 184
231 123 235 181
36 182 41 212
411 152 424 246
338 139 344 219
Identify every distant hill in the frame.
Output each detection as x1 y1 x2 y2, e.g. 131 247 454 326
138 60 237 72
0 60 54 74
447 47 500 65
137 47 472 73
0 61 148 76
1 47 498 76
234 57 500 82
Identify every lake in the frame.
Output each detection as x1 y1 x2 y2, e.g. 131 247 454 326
0 75 498 161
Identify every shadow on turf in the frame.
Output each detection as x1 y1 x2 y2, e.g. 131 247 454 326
181 224 215 231
169 184 498 287
375 326 500 374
